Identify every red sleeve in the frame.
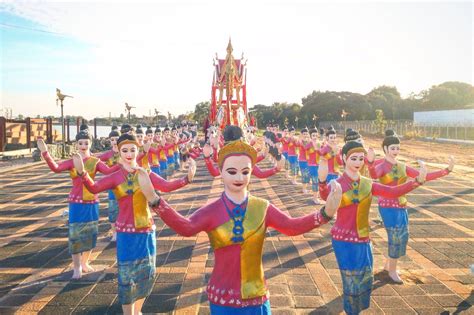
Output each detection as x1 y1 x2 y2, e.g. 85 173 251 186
42 151 72 173
189 151 200 159
81 172 119 194
137 151 146 162
265 204 328 236
96 161 120 174
149 172 189 192
204 157 220 177
406 165 449 181
152 199 209 237
256 154 265 163
372 180 421 198
252 165 278 178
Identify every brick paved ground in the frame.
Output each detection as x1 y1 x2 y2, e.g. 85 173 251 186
0 157 473 314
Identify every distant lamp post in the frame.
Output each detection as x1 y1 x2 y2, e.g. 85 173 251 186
125 103 135 123
56 88 73 157
341 109 349 131
154 108 160 124
295 116 299 129
312 114 318 127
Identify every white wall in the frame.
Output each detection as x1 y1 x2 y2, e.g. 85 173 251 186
414 109 474 127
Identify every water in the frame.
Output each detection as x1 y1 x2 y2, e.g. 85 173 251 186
53 125 113 139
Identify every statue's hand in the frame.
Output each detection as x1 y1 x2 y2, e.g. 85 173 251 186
133 166 157 202
37 138 48 153
367 148 375 163
187 158 196 182
72 153 84 175
448 155 455 172
325 181 342 217
318 158 329 182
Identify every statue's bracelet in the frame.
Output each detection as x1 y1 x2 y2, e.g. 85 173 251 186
320 206 333 221
148 195 161 208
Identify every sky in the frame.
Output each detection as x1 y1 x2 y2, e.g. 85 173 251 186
1 0 472 120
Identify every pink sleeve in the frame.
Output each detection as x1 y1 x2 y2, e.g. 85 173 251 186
96 161 120 174
256 154 265 163
98 151 112 162
252 165 278 178
149 172 189 192
368 161 385 179
81 172 119 194
152 199 209 237
148 146 160 154
265 204 328 236
336 150 343 165
406 165 449 181
204 157 220 177
42 151 72 173
372 181 420 198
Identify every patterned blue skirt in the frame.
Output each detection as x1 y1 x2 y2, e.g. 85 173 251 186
159 160 168 179
68 202 99 255
309 165 319 192
332 239 373 315
299 161 310 184
379 207 409 258
107 190 119 223
117 231 156 304
210 300 271 314
288 155 298 176
166 156 175 176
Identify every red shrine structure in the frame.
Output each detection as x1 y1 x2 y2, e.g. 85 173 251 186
210 39 249 129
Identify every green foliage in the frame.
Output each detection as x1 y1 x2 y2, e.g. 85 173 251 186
193 101 210 125
374 109 387 135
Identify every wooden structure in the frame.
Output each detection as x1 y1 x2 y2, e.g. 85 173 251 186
0 117 55 152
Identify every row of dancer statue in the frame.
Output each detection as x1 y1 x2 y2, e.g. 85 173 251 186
36 120 454 315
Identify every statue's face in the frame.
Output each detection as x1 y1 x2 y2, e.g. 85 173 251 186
221 155 252 194
136 134 144 145
146 133 153 141
302 132 309 140
77 139 91 153
154 133 162 142
310 132 318 141
385 144 400 159
344 152 365 173
119 143 138 164
327 134 337 145
164 130 170 137
110 136 119 148
172 130 178 137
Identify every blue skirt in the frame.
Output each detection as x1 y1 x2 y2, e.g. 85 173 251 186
299 161 310 184
150 166 161 176
108 199 119 223
68 202 99 254
166 156 175 176
332 239 373 315
210 300 271 315
288 155 298 176
117 231 156 304
159 160 168 179
309 165 319 192
327 173 339 183
282 152 289 170
379 207 409 259
174 152 180 170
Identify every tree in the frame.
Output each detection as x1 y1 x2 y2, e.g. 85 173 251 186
193 101 210 126
418 81 474 111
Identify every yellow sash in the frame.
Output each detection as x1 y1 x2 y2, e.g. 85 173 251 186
70 156 99 201
113 171 152 229
340 176 373 238
379 162 408 206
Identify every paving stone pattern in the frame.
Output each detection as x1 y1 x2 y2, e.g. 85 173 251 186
0 158 472 314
